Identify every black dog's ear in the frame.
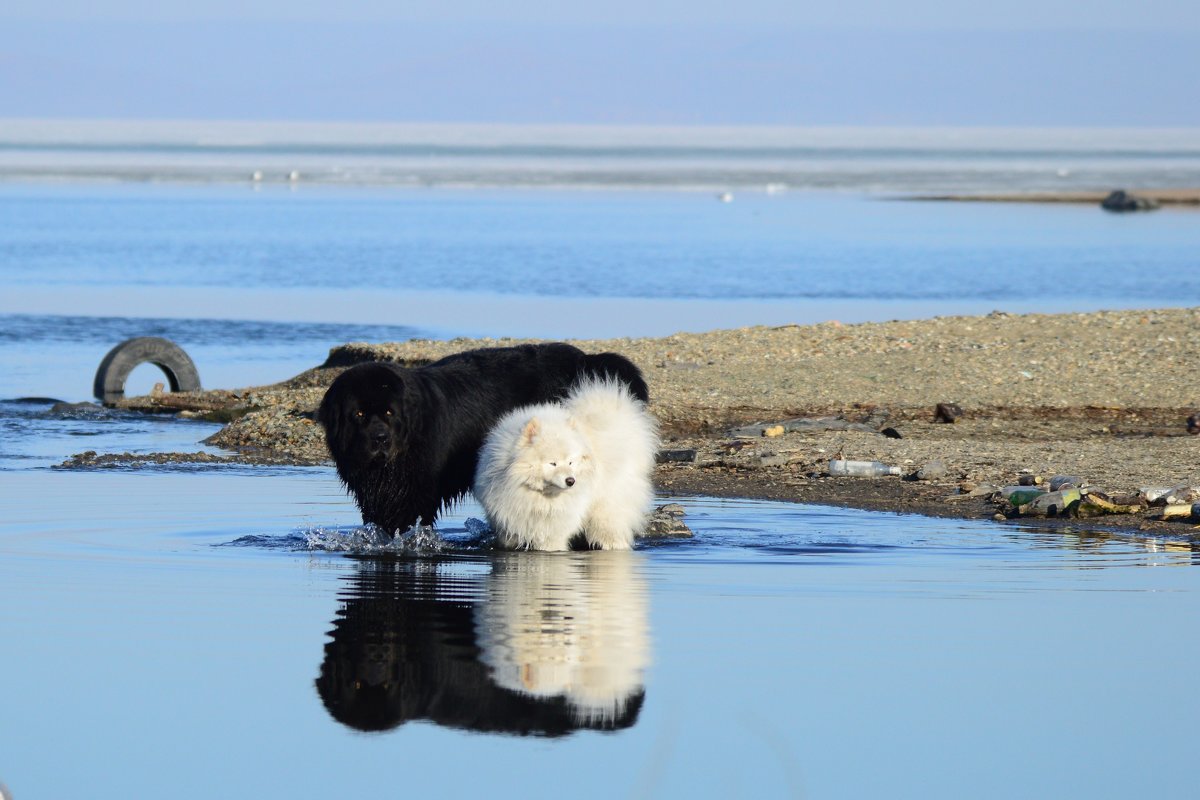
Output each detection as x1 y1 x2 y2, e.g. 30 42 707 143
316 392 344 442
316 396 332 428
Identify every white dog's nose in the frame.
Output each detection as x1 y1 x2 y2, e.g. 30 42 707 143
565 476 575 487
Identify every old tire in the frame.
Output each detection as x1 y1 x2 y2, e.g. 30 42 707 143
93 336 201 406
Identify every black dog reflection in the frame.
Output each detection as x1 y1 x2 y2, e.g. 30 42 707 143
316 552 648 736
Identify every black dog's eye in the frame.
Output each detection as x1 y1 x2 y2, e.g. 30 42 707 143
385 409 393 416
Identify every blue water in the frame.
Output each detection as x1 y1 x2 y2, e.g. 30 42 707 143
3 132 1200 798
3 183 1198 303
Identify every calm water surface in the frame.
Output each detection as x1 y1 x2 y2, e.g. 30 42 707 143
1 404 1199 799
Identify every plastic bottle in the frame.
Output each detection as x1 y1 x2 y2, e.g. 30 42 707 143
828 459 901 477
1018 488 1082 517
1000 486 1047 506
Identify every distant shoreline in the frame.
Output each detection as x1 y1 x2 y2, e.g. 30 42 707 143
909 188 1200 205
3 120 1198 194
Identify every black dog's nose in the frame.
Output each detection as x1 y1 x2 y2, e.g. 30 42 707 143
565 476 575 487
370 429 389 445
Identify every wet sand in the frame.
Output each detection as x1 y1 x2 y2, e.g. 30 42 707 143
107 306 1200 537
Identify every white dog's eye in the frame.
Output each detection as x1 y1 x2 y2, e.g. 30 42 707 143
549 462 557 467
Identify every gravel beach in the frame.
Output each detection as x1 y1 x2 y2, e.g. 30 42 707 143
108 306 1200 536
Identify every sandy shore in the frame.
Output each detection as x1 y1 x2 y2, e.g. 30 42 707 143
104 306 1200 537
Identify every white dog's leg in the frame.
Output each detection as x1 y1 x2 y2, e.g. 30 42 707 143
581 504 638 550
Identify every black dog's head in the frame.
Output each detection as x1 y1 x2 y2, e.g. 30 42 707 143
318 362 414 466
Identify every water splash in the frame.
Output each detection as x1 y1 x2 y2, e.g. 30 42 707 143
219 520 491 554
303 523 447 555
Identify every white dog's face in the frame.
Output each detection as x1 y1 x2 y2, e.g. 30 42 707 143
518 417 592 494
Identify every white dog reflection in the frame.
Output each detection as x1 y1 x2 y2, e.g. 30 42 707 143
475 551 650 725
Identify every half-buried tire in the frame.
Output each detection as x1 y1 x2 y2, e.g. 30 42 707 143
93 336 201 406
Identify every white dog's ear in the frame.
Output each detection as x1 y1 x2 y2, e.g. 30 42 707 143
521 418 540 445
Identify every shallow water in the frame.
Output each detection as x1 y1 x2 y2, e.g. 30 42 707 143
2 446 1199 799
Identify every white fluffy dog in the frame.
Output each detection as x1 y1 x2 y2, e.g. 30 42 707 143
473 378 659 551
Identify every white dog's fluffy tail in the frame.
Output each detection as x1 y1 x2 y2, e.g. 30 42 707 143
566 378 660 549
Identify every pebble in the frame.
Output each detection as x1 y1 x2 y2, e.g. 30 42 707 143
656 449 698 463
935 403 963 423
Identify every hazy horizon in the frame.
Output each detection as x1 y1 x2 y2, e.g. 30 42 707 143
2 8 1198 127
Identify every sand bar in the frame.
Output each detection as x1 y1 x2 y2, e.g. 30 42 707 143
98 306 1200 538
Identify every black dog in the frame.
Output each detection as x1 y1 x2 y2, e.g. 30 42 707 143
318 342 648 535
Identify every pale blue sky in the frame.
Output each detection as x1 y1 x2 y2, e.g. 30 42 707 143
8 0 1200 28
2 1 1198 125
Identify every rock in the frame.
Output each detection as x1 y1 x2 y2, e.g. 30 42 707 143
48 401 99 414
1101 190 1160 212
656 448 697 464
758 454 789 467
762 424 785 437
1187 414 1199 435
642 504 694 538
934 403 963 423
880 427 903 439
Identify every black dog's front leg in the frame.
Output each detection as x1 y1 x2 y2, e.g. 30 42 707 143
377 468 440 536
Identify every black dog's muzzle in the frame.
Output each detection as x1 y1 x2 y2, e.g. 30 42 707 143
365 419 392 459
